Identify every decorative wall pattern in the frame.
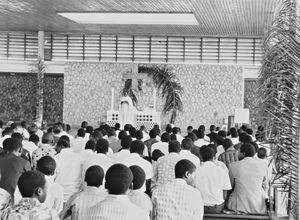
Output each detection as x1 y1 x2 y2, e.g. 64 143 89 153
64 62 244 130
0 73 63 123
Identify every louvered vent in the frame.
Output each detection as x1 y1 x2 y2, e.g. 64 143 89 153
0 32 263 65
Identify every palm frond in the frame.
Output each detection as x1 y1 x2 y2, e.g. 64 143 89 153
139 65 183 124
256 0 300 218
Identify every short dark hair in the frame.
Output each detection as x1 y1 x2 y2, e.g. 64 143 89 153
0 120 3 128
258 147 267 159
10 122 17 129
117 130 126 140
170 134 177 141
161 132 170 143
42 133 54 144
129 165 145 190
140 125 146 131
108 128 116 137
56 139 69 149
149 129 157 138
187 126 193 131
222 138 233 150
130 140 145 155
81 121 88 128
105 164 133 195
85 165 104 187
249 141 258 153
37 156 56 176
172 127 180 134
12 132 23 141
169 140 181 153
166 126 173 134
77 128 86 138
152 149 164 161
29 134 39 143
2 127 13 136
175 159 196 178
181 138 193 150
124 124 132 131
86 126 94 134
210 125 216 132
186 132 197 142
18 171 46 198
240 143 255 157
96 139 109 154
121 135 132 149
85 140 96 151
246 128 253 135
66 124 71 132
21 121 27 128
90 130 103 142
3 138 22 152
197 130 205 139
135 130 143 140
230 127 238 138
218 130 227 138
129 127 137 138
59 135 70 144
200 145 214 162
115 123 120 130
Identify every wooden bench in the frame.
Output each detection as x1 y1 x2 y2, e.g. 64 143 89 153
203 213 270 220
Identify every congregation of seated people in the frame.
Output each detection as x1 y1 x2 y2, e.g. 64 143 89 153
0 119 272 219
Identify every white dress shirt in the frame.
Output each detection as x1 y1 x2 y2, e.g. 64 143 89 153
194 139 209 148
81 150 113 174
112 149 131 164
179 150 201 168
71 137 87 152
119 153 154 180
227 157 268 214
128 189 152 215
54 148 84 202
22 140 38 156
63 186 107 220
194 161 231 206
152 179 204 220
85 194 149 220
151 142 169 155
175 134 184 143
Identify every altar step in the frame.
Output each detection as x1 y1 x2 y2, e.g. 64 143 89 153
203 213 270 220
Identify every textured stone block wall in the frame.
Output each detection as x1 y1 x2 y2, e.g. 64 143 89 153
64 62 244 130
0 72 63 123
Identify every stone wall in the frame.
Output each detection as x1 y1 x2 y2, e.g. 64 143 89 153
64 62 244 130
0 72 63 123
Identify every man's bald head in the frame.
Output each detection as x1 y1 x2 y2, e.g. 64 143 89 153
42 132 54 144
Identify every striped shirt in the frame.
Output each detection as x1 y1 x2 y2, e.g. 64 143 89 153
152 179 203 220
218 147 239 168
85 194 149 220
62 186 107 220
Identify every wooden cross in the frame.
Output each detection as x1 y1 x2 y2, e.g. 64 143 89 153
122 65 148 90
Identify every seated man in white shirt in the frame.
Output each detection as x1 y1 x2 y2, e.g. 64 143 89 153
85 164 149 220
172 127 184 143
36 156 64 213
152 159 204 220
195 146 231 213
113 135 132 164
62 165 107 220
153 140 182 187
0 127 13 149
54 140 84 203
119 140 154 192
180 138 201 168
151 132 170 156
227 143 268 214
94 139 113 173
128 165 152 217
84 126 93 143
71 128 87 152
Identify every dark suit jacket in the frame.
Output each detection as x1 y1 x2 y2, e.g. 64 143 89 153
0 153 31 195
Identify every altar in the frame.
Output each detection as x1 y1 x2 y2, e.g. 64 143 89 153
106 88 161 130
